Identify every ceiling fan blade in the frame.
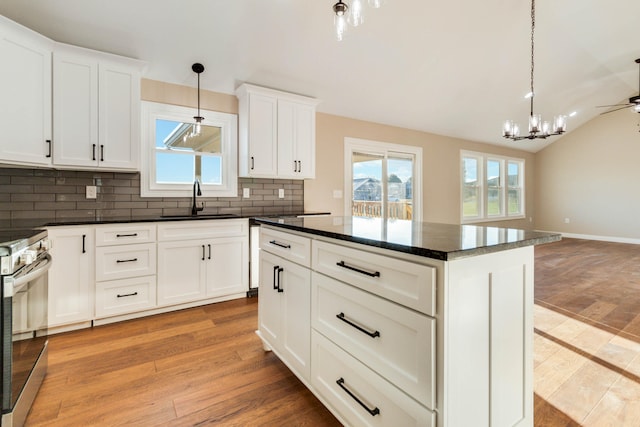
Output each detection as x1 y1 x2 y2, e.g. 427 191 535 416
599 105 632 115
596 103 632 108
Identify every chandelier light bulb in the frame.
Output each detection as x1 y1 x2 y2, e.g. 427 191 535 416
528 114 541 133
541 121 551 136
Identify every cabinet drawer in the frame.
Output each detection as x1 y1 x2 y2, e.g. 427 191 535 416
96 243 156 281
157 219 247 241
260 226 311 267
95 223 156 246
312 240 436 316
95 275 156 318
312 272 435 408
311 331 434 427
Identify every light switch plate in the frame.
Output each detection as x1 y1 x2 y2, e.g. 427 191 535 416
278 188 285 199
86 185 97 199
243 188 250 198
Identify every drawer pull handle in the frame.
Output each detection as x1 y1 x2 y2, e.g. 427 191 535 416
336 261 380 278
269 240 291 249
116 258 138 263
336 312 380 338
208 244 211 260
336 377 380 417
82 234 86 254
117 292 138 298
116 233 138 238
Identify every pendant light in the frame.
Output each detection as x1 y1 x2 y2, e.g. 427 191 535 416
332 0 384 41
502 0 567 141
192 63 205 136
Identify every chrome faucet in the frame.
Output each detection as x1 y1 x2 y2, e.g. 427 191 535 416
191 179 204 215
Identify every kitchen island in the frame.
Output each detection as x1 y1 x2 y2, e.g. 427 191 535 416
254 216 560 427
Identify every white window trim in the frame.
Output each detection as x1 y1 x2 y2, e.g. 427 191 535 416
461 150 525 223
140 101 238 198
344 137 423 221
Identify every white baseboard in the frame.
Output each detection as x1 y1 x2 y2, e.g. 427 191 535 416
537 230 640 245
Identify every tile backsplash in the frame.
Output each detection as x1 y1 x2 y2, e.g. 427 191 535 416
0 167 304 228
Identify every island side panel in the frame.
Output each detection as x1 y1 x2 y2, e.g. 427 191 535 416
442 246 534 427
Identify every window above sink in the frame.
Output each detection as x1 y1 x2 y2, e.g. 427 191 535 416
140 101 238 198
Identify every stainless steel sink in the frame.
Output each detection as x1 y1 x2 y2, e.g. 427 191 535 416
160 213 239 219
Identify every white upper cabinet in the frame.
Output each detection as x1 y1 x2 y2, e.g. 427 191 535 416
236 84 319 179
0 16 53 167
53 43 142 170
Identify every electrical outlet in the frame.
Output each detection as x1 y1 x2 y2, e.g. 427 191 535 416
278 188 285 199
564 217 570 224
333 190 343 199
86 185 97 199
243 188 250 198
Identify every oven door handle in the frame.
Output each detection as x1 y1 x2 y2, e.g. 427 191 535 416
9 254 52 295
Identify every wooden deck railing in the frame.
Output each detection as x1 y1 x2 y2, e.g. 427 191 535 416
352 201 412 220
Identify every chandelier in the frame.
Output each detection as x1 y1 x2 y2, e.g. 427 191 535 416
332 0 384 41
502 0 567 141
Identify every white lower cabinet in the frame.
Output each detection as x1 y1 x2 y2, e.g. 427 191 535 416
311 331 435 427
157 220 248 307
47 226 94 329
258 250 311 381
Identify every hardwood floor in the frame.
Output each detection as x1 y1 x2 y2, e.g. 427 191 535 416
25 237 640 426
25 298 340 426
534 238 640 426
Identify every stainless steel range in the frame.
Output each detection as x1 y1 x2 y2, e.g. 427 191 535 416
0 229 51 427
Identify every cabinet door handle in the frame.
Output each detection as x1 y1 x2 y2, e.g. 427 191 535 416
116 258 138 263
100 145 105 162
277 267 284 293
117 292 138 298
336 378 380 417
202 245 205 261
336 261 380 278
336 312 380 338
250 156 255 170
269 240 291 249
46 140 52 158
82 234 86 254
273 265 280 290
208 244 211 260
116 233 138 238
92 144 96 161
293 160 297 172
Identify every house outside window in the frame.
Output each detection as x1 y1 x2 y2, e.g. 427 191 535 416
461 150 524 222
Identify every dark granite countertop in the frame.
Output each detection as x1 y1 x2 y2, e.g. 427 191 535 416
254 216 561 261
41 211 330 227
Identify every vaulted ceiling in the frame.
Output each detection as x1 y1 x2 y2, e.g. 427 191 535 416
1 0 639 152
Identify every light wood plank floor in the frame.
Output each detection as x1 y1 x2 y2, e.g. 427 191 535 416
25 237 640 426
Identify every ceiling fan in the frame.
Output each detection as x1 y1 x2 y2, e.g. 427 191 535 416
597 58 640 115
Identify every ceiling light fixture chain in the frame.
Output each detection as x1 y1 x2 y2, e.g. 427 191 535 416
502 0 567 141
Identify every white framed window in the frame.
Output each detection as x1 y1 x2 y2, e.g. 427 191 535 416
140 101 238 197
345 137 422 221
461 150 524 222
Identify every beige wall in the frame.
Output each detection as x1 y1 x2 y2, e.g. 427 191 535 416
306 113 536 227
142 78 537 227
535 109 640 240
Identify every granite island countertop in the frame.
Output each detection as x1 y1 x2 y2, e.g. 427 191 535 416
254 215 561 261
